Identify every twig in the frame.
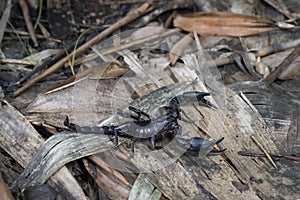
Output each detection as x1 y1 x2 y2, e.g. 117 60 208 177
0 0 12 45
206 39 300 70
19 0 38 46
254 38 300 57
5 28 61 42
17 37 85 84
263 43 300 84
38 22 51 38
250 136 278 169
76 29 179 65
238 151 300 161
0 58 35 65
13 2 152 97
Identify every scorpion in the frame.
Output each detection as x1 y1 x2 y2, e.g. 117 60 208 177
64 91 225 154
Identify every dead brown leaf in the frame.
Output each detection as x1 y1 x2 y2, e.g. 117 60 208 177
173 12 279 37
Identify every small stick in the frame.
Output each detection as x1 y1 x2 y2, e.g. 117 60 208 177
5 28 61 42
250 135 278 169
13 2 152 97
0 0 12 45
238 151 300 161
76 29 179 65
19 0 38 46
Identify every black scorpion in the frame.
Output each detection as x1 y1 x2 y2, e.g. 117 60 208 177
64 91 225 154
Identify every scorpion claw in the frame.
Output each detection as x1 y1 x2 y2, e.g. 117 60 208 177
64 116 77 131
179 91 218 109
128 106 151 122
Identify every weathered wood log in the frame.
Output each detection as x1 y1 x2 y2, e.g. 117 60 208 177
0 100 88 199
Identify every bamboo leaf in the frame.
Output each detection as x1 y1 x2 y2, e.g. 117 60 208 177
173 12 283 37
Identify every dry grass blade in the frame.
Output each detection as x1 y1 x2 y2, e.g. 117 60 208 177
251 136 278 169
174 12 281 37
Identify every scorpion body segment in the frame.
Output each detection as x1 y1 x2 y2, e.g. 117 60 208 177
64 90 225 155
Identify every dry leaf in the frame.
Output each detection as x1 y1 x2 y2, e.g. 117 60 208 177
173 12 279 37
169 32 193 65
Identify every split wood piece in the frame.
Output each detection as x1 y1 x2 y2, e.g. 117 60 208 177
19 0 38 46
13 2 153 97
250 136 278 169
83 159 130 200
0 175 14 200
88 155 131 187
12 132 113 191
129 174 162 200
264 44 300 84
0 100 87 199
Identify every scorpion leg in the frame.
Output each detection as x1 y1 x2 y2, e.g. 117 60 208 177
64 116 79 131
114 129 119 146
128 106 151 122
150 136 156 149
130 137 139 153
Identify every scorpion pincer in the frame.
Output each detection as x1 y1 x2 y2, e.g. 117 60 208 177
64 91 225 154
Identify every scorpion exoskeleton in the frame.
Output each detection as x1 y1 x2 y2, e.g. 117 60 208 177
64 91 225 155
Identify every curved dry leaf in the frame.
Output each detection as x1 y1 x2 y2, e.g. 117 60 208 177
174 12 279 37
169 32 193 66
